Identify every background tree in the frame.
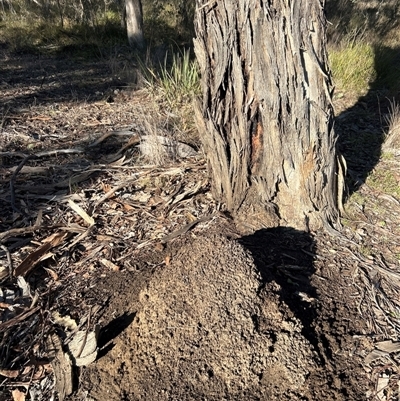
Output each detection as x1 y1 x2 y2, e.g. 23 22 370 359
194 0 340 231
125 0 145 49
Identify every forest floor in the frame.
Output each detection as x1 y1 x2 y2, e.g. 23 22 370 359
0 47 400 401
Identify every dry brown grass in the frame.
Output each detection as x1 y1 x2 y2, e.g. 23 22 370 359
382 99 400 155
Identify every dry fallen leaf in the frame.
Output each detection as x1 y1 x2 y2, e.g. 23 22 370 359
375 340 400 353
20 364 51 380
0 369 19 378
68 199 95 226
99 258 120 271
11 389 26 401
43 267 59 281
17 276 31 297
154 242 164 252
42 231 68 246
15 231 68 277
101 182 112 193
0 266 8 281
46 333 73 401
365 349 389 365
31 364 52 380
122 203 135 211
376 374 390 401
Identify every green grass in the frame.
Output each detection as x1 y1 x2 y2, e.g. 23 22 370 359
157 50 200 107
366 168 400 197
140 49 200 101
142 0 195 46
138 49 201 144
329 39 400 101
329 42 376 96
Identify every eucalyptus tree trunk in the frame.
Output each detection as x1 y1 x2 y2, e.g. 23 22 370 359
194 0 340 231
125 0 145 49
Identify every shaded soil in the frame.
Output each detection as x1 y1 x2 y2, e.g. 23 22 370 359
1 49 399 401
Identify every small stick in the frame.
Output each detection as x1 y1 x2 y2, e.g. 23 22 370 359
10 154 37 215
161 215 214 243
0 225 41 242
35 148 84 157
76 307 92 358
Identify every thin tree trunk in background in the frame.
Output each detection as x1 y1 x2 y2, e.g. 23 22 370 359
194 0 339 231
125 0 144 49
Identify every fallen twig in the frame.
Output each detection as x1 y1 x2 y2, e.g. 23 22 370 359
0 223 42 242
10 154 37 215
0 306 41 332
161 215 214 243
35 148 85 157
93 175 142 210
88 129 137 147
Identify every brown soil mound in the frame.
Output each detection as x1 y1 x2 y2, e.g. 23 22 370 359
131 234 315 400
83 231 367 401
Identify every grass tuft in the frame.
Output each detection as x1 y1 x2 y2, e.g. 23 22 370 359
138 49 201 146
382 99 400 155
329 42 376 96
141 49 200 107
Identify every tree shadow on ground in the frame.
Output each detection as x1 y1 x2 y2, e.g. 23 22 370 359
238 227 325 363
335 45 400 198
0 39 194 116
0 47 138 112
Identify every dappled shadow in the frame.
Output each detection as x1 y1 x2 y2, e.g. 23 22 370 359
335 45 400 197
0 48 137 113
238 228 324 363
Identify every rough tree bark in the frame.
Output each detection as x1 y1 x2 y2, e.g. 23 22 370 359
125 0 145 49
194 0 340 231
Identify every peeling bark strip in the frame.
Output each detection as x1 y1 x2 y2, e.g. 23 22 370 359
194 0 339 230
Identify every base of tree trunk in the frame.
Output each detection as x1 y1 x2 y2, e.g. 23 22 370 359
233 189 280 234
194 0 339 231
